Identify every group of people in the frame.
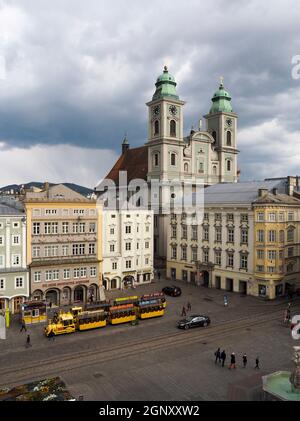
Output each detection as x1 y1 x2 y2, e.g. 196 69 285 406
214 348 260 369
181 302 192 317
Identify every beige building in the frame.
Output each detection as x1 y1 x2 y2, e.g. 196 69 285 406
102 210 154 290
24 184 103 306
167 178 300 299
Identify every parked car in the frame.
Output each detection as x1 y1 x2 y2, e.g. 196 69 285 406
177 315 210 330
162 285 182 297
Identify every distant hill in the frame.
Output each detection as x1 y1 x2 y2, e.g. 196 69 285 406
0 182 94 197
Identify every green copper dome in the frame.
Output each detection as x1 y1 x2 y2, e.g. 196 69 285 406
210 79 233 113
152 66 179 101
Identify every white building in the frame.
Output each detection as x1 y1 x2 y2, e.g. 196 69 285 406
102 210 154 290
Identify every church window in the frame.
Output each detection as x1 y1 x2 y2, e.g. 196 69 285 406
171 153 176 166
199 162 204 173
153 153 159 167
212 131 217 142
154 120 159 136
227 131 232 146
227 160 231 171
170 120 176 137
184 163 189 172
213 165 217 175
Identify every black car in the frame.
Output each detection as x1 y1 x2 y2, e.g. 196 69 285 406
162 286 182 297
177 315 210 330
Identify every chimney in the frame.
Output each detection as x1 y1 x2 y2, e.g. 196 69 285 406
287 176 296 196
258 188 268 198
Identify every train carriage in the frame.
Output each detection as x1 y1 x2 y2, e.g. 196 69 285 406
141 292 166 308
109 304 137 325
137 299 165 319
76 310 107 331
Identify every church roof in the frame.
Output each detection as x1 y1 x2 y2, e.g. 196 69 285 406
210 80 233 114
104 146 148 186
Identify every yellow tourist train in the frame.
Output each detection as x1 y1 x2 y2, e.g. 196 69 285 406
44 293 166 337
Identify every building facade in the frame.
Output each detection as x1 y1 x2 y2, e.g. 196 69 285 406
0 201 29 313
24 184 103 306
102 210 154 290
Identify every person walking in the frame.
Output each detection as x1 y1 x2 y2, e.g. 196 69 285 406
242 353 247 368
181 306 186 317
215 348 221 364
25 334 31 348
224 295 228 307
229 352 236 369
255 356 260 369
158 271 161 280
48 330 55 341
221 350 226 367
20 319 27 332
187 301 192 312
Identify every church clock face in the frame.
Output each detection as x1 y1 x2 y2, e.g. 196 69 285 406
153 105 160 116
226 118 233 127
169 105 177 116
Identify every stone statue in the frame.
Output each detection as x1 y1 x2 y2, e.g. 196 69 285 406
290 346 300 393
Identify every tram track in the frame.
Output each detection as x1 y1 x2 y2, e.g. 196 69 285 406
0 304 296 388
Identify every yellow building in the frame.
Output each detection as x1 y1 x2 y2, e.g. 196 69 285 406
24 184 103 306
253 188 300 299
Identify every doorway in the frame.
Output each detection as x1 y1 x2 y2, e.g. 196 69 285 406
239 281 247 295
226 278 234 292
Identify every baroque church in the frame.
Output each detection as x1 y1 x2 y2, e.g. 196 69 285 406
99 66 239 267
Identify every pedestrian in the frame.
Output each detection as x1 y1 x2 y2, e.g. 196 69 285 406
25 334 31 348
187 301 192 312
255 356 260 369
20 319 27 332
221 350 226 367
284 310 289 324
181 306 186 317
158 271 161 280
214 348 221 364
229 352 236 369
224 295 228 307
48 330 55 341
49 301 52 309
287 308 291 322
242 353 247 368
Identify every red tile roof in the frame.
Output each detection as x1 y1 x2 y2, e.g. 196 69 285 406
104 146 148 186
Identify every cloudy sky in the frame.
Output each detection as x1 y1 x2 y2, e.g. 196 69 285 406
0 0 299 188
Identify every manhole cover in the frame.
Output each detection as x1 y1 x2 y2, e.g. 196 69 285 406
93 373 104 378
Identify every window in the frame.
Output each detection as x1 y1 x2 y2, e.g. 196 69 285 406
279 250 284 259
279 212 284 222
267 266 275 273
215 250 221 266
90 267 96 277
171 246 177 259
192 226 198 240
62 245 69 256
257 212 264 222
52 223 58 234
257 230 264 242
191 247 198 262
52 270 59 281
45 270 52 281
226 131 232 146
89 223 96 233
80 267 87 278
46 209 57 215
184 163 189 172
63 269 70 280
44 223 51 235
12 235 20 245
287 227 294 242
287 263 294 273
212 165 217 175
33 246 40 258
137 242 139 250
257 250 264 259
146 225 150 232
15 277 24 288
268 250 277 260
112 262 117 270
215 227 222 243
228 228 234 243
203 249 209 263
72 244 85 255
44 246 51 257
52 246 58 257
79 222 85 233
73 223 79 233
154 153 159 166
62 222 69 234
74 209 84 215
0 236 3 246
182 225 187 240
110 227 115 235
171 225 177 239
215 213 222 221
256 266 264 272
227 253 234 268
12 255 20 266
227 160 231 171
74 268 80 278
0 255 4 267
110 244 115 252
227 213 234 222
171 153 176 166
199 162 204 173
269 213 276 222
279 230 285 242
145 242 149 249
204 213 209 221
241 228 248 244
288 247 294 257
126 260 132 269
0 278 5 290
154 120 159 136
33 222 40 235
125 226 131 234
212 131 217 142
125 242 131 251
241 214 248 223
203 226 209 241
240 254 248 270
288 212 294 221
268 230 276 242
89 243 96 254
170 120 176 137
181 246 187 261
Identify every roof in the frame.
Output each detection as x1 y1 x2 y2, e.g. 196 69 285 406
253 193 300 205
203 180 287 205
0 203 24 216
102 146 148 187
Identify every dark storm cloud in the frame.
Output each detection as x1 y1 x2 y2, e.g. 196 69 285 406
0 0 299 181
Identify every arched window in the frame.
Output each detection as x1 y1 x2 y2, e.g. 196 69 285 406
213 165 217 175
227 160 231 171
170 120 176 137
184 163 189 172
199 162 204 173
154 120 159 136
171 153 176 166
212 131 217 142
227 131 232 146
